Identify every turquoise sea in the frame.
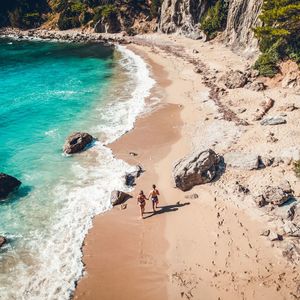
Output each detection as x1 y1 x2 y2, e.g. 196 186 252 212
0 38 154 299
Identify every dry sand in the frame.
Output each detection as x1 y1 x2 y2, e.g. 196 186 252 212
74 34 300 300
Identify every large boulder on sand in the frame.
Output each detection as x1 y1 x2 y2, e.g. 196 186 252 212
0 173 21 199
173 149 220 191
220 70 248 89
0 236 6 248
110 190 131 206
63 132 94 154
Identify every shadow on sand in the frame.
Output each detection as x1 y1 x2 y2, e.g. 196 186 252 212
143 202 190 219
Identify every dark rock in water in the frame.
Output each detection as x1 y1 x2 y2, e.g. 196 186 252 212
173 149 220 191
63 132 93 154
0 173 22 199
0 236 6 248
111 190 131 206
125 165 143 186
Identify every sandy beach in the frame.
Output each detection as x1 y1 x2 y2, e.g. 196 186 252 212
74 34 300 300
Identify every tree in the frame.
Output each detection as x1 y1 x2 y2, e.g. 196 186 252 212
254 0 300 76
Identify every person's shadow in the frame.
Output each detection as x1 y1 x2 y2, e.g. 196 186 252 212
143 202 190 219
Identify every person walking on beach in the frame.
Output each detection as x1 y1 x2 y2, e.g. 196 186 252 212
148 184 160 213
137 190 147 219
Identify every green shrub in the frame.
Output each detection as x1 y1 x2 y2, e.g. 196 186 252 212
254 0 300 76
294 160 300 178
200 0 229 40
101 4 116 18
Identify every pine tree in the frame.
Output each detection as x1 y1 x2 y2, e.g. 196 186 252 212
254 0 300 76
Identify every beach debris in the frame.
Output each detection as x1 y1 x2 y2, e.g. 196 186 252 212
0 173 21 200
129 152 138 156
253 98 275 121
245 81 266 91
63 132 94 154
224 152 260 170
260 116 287 126
237 108 247 114
266 132 278 143
193 65 203 74
0 236 7 248
125 165 143 186
111 190 131 206
278 103 298 112
121 203 127 210
260 155 274 167
260 229 270 237
235 181 250 194
220 70 248 89
173 149 220 191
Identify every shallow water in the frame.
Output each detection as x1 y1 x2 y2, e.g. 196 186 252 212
0 39 154 299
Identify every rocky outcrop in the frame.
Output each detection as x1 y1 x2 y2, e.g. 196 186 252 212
159 0 207 39
125 165 143 187
159 0 262 51
220 70 248 89
173 149 220 191
0 173 21 199
255 181 293 207
111 190 131 206
63 132 94 154
0 236 6 248
222 0 263 52
94 14 121 34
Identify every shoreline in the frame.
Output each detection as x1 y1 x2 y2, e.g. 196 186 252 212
1 28 300 299
75 35 300 299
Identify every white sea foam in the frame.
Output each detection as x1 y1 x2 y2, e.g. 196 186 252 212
0 46 156 300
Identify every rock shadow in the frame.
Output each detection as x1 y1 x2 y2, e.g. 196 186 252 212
211 156 226 183
143 202 190 219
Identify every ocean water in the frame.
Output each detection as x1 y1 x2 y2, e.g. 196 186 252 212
0 39 154 299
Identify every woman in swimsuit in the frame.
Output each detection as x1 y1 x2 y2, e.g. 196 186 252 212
148 184 160 212
137 190 147 218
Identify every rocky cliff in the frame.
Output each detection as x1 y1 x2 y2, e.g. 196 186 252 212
222 0 263 52
159 0 208 39
159 0 263 51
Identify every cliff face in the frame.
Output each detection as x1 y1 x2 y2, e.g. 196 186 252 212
159 0 262 51
222 0 263 51
159 0 208 39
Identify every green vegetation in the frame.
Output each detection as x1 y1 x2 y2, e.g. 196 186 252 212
150 0 162 17
254 0 300 77
294 160 300 178
0 0 48 28
200 0 229 40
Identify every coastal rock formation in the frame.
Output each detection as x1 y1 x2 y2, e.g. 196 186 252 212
256 181 293 207
125 165 143 186
0 236 6 248
111 190 131 206
94 14 121 34
222 0 263 51
224 152 260 170
0 173 21 199
159 0 207 38
63 132 93 154
173 149 220 191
